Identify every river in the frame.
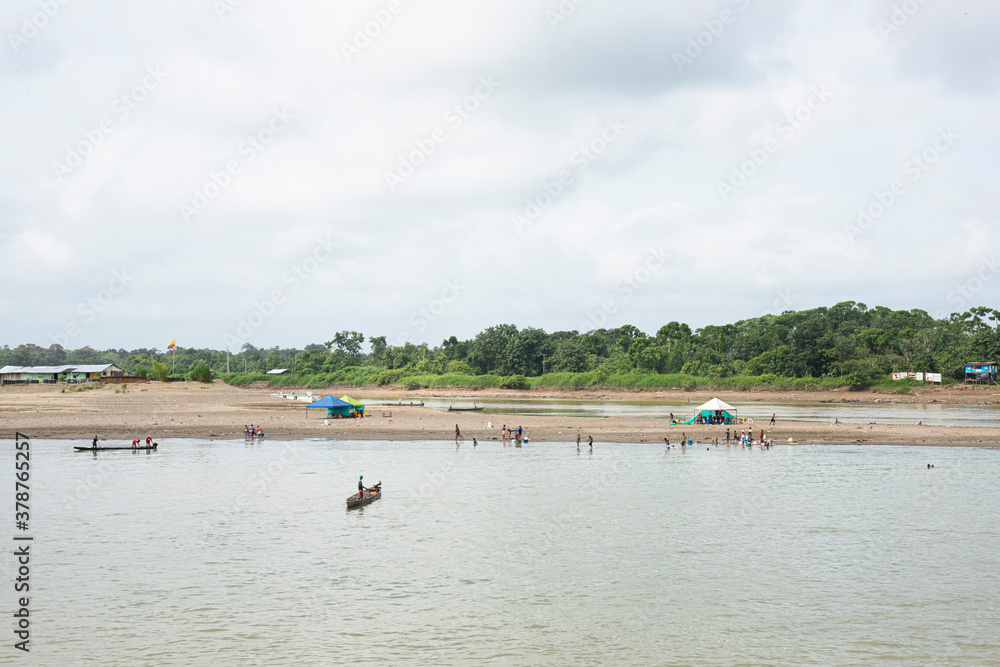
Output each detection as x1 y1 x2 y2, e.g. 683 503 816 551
13 438 1000 665
411 396 1000 427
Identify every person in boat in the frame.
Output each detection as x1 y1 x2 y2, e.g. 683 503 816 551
358 475 367 498
93 436 98 450
131 439 139 449
145 436 152 446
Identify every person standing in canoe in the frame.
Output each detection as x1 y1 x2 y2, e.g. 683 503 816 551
358 475 366 499
93 436 98 450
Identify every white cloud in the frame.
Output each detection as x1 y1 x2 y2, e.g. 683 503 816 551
1 0 998 347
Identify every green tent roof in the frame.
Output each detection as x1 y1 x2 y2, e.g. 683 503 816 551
339 395 364 406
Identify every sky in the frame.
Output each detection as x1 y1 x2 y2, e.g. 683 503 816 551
1 0 998 352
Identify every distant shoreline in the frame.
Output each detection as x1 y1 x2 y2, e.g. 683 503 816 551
238 381 1000 405
2 382 999 447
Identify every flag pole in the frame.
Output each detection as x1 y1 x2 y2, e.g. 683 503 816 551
172 346 176 376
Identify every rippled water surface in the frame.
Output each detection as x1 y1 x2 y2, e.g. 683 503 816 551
14 439 1000 665
413 396 1000 427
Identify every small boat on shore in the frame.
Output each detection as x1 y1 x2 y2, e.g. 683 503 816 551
75 444 158 452
346 481 381 509
448 406 484 412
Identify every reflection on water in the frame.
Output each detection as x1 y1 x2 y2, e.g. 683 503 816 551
31 439 1000 665
409 396 1000 427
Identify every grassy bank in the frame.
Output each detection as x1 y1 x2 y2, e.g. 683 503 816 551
219 367 915 392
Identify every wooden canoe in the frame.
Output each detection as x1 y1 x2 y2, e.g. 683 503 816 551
447 406 484 412
346 482 381 509
75 444 157 451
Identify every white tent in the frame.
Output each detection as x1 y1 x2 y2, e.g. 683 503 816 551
695 398 736 412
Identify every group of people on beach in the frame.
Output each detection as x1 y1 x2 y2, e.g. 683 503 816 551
664 429 772 449
244 424 264 438
726 428 772 447
501 424 526 441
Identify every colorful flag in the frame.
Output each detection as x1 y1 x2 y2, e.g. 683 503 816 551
167 340 176 350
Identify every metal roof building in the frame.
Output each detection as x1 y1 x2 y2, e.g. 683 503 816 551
0 364 126 384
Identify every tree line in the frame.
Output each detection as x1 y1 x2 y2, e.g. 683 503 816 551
3 303 999 389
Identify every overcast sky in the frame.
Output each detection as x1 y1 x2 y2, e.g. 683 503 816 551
1 0 998 352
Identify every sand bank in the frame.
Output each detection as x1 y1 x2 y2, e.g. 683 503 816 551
1 381 998 447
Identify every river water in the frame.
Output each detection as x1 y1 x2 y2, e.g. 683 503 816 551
413 397 1000 427
11 439 1000 665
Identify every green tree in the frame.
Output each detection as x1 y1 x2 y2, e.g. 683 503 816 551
549 338 589 372
326 331 365 359
189 363 213 383
152 361 170 382
471 324 518 374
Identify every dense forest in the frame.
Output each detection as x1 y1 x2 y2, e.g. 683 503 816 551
3 303 999 391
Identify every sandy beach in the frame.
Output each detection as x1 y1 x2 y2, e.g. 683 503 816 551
2 380 999 447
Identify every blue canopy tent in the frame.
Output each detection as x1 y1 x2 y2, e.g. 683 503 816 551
306 395 353 418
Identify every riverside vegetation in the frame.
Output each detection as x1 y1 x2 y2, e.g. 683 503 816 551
4 303 1000 393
